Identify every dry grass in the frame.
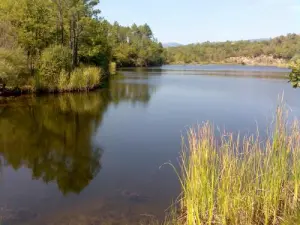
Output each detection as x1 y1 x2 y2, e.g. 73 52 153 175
166 105 300 225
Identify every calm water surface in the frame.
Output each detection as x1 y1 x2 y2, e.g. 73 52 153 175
0 65 299 225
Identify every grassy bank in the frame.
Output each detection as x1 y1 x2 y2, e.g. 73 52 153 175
166 106 300 225
0 66 104 97
39 66 103 92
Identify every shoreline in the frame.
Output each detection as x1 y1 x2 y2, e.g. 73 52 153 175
0 83 104 98
0 63 291 99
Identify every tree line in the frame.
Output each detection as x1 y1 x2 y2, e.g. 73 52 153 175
109 22 164 67
164 34 300 65
0 0 164 94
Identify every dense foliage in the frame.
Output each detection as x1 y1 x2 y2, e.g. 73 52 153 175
108 22 164 67
165 34 300 65
0 0 163 93
289 59 300 88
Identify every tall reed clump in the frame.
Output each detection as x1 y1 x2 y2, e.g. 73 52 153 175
109 62 117 75
59 66 102 92
172 106 300 225
68 66 102 91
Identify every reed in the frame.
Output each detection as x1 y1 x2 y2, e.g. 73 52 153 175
168 106 300 225
68 66 102 91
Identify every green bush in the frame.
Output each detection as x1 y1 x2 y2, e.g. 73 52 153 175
289 59 300 88
0 47 28 88
291 54 300 62
39 45 72 90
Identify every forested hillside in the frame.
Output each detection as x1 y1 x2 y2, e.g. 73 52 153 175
164 34 300 66
109 22 164 67
0 0 163 94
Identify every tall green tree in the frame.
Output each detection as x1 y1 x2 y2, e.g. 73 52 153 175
1 0 55 73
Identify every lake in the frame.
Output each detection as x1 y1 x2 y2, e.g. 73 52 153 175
0 65 299 225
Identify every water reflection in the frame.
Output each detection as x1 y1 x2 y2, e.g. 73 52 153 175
0 94 105 195
109 80 155 105
0 78 155 195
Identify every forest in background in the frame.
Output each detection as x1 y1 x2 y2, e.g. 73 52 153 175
164 34 300 87
0 0 164 94
164 34 300 66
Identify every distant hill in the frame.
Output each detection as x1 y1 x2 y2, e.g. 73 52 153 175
163 42 182 48
164 33 300 67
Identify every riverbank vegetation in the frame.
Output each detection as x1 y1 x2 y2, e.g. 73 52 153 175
164 34 300 67
289 59 300 88
0 0 164 96
165 106 300 225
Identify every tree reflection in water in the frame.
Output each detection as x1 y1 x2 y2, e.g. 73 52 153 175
0 78 155 195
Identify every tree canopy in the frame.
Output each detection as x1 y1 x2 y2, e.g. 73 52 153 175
0 0 164 92
107 22 164 67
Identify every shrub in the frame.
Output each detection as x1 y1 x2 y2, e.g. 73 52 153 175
39 45 72 90
289 59 300 88
291 54 300 62
0 47 28 88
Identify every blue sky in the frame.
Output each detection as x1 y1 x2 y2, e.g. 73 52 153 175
99 0 300 44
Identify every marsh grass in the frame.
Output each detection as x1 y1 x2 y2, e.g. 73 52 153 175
109 62 117 75
59 66 102 92
167 106 300 225
36 65 102 92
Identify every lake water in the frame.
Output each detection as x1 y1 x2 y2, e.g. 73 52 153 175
0 65 299 225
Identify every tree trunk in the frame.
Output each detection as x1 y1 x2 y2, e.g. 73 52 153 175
70 13 77 69
58 0 64 45
53 0 64 45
